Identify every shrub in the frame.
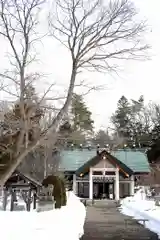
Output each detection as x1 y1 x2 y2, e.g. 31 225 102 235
42 175 67 209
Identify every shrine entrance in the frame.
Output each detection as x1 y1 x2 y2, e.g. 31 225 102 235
93 178 114 199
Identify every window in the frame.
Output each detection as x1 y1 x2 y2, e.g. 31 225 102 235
105 171 115 175
92 171 103 175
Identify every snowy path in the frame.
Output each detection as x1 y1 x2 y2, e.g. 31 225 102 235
82 201 158 240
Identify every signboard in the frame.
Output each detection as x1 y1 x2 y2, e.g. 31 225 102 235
92 176 114 183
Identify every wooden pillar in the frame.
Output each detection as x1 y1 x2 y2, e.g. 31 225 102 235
73 174 77 194
115 168 119 201
33 192 37 209
130 175 135 196
10 190 14 211
26 189 32 212
89 168 93 200
2 188 8 211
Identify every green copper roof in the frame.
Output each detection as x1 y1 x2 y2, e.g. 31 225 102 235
59 149 150 173
59 149 95 171
112 150 150 173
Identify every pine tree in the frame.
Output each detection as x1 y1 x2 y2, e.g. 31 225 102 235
111 96 131 138
66 93 94 145
111 95 151 148
94 130 111 147
71 93 94 132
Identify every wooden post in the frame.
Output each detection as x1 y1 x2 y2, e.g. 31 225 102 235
26 189 32 212
130 175 135 196
10 190 14 211
72 174 77 194
33 192 37 209
89 168 93 200
2 188 8 211
115 168 119 201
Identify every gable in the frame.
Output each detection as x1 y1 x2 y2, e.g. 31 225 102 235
75 150 133 177
5 171 41 187
93 158 115 169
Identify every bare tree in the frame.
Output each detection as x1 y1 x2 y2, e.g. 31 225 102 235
0 0 149 185
130 102 160 140
147 102 160 127
49 0 149 72
40 110 61 178
0 0 46 185
0 101 10 121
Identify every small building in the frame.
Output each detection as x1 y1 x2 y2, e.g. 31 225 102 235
59 148 150 200
2 170 42 211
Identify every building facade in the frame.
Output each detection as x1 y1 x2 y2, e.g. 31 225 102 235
59 148 150 200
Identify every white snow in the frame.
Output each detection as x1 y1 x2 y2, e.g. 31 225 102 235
0 191 86 240
120 189 160 238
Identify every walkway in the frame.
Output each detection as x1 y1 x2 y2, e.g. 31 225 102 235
82 200 158 240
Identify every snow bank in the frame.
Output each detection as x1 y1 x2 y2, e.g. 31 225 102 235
120 189 160 237
0 191 86 240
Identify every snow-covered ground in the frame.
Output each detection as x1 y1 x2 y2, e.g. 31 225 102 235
120 189 160 238
0 191 86 240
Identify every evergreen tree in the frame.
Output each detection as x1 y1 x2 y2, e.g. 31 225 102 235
111 96 131 138
129 95 147 144
94 130 111 147
71 93 94 132
65 93 94 145
111 95 149 147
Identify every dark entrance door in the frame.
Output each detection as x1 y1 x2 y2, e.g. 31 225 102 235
93 182 113 199
100 182 109 199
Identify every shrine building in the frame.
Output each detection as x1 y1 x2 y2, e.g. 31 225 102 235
59 148 150 200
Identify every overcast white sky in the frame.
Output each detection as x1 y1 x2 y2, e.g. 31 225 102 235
1 0 160 130
85 0 160 130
